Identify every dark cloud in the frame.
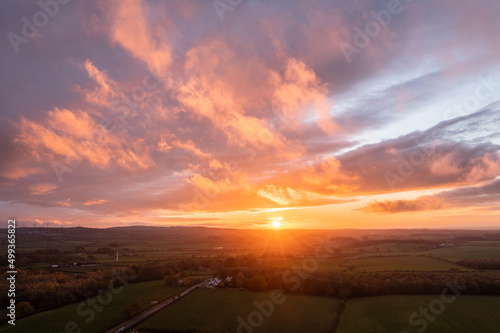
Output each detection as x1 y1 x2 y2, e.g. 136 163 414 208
360 178 500 213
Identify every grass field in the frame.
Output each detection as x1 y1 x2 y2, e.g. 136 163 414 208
355 241 429 252
0 281 182 333
262 255 474 273
337 295 500 333
139 288 341 333
262 257 346 272
348 255 475 272
423 246 500 261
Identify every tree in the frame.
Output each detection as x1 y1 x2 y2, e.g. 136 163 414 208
248 275 267 291
234 272 245 288
123 300 143 319
17 302 34 317
182 277 191 286
164 274 179 286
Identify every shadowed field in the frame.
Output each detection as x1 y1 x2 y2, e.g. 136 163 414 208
337 295 500 333
139 288 341 333
0 281 182 333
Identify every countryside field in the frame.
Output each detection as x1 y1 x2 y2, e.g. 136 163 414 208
2 227 499 332
423 246 500 261
261 255 476 273
139 288 341 333
0 281 182 333
337 295 500 333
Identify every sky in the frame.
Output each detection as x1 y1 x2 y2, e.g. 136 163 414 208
1 0 499 229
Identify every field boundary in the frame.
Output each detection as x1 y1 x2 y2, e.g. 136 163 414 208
329 299 346 333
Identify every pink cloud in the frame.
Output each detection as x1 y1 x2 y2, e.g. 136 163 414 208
109 0 172 73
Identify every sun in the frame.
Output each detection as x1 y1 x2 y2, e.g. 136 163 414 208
272 220 282 228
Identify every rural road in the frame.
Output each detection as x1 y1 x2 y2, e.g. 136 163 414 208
104 280 207 333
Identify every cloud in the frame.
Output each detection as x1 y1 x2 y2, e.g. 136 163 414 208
109 0 172 73
57 198 71 207
81 59 117 107
29 183 57 195
257 185 301 206
15 108 154 170
177 41 291 152
361 178 500 213
271 58 337 134
338 105 500 193
360 196 448 214
82 199 109 206
1 166 45 180
188 159 249 197
301 156 360 194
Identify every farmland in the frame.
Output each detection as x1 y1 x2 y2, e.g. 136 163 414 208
139 288 341 333
337 295 500 333
0 281 182 333
1 227 500 332
261 255 476 273
423 245 500 261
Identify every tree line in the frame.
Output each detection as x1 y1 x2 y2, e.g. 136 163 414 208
216 266 500 299
456 259 500 270
0 259 210 318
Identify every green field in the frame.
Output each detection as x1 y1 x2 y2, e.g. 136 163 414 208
423 246 500 261
347 255 475 272
0 281 182 333
355 241 429 252
262 255 474 273
262 257 345 272
337 295 500 333
139 288 341 332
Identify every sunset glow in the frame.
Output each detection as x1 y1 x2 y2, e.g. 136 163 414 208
1 0 499 230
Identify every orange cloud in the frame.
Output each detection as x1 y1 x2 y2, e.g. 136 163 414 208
301 156 359 194
271 58 337 134
1 166 45 180
83 199 109 206
170 137 211 159
57 198 71 207
257 185 322 206
186 158 250 202
464 152 500 182
109 0 172 73
157 134 172 152
177 40 298 154
29 183 57 195
15 108 154 170
178 76 287 151
81 59 117 107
